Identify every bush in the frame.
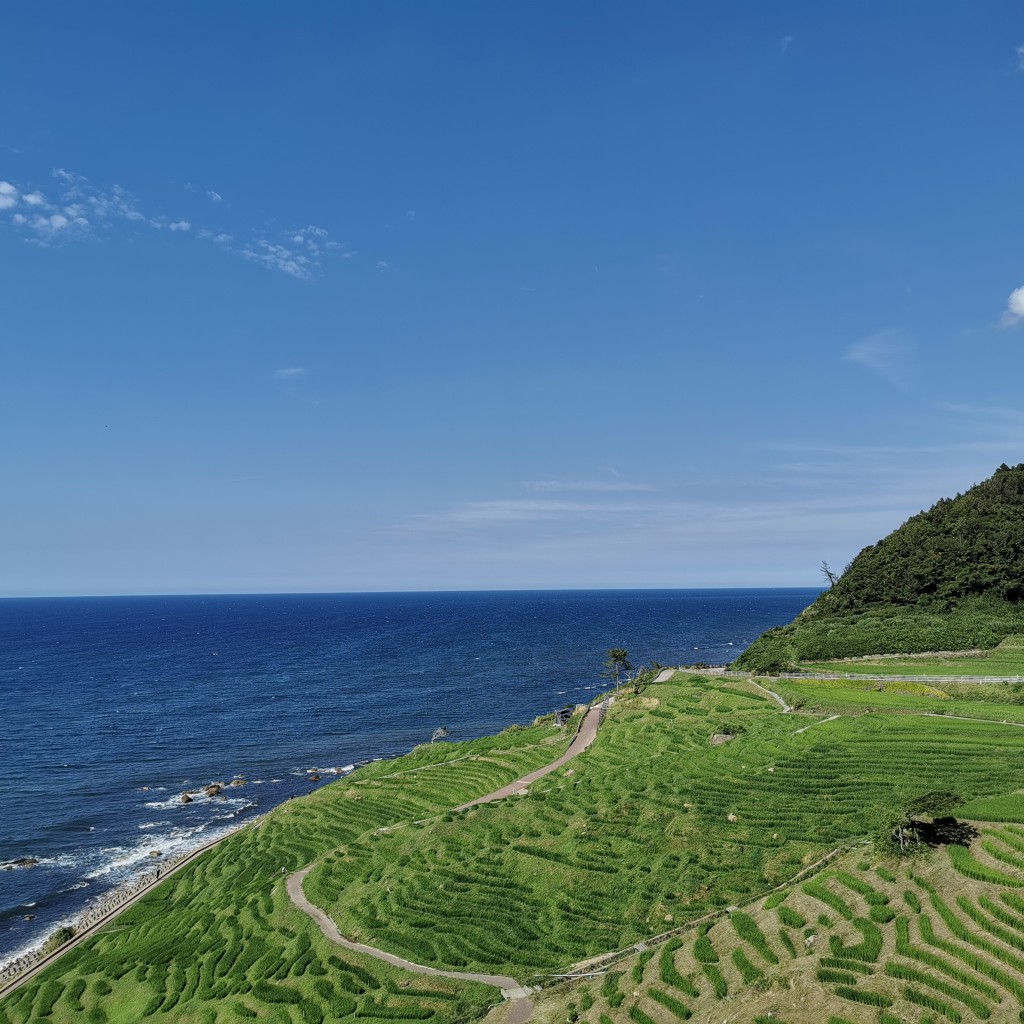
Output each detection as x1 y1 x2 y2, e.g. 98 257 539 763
659 939 699 996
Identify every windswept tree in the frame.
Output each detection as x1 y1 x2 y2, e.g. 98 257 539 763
881 790 970 855
603 648 632 689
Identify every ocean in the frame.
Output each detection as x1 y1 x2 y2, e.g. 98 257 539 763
0 588 817 966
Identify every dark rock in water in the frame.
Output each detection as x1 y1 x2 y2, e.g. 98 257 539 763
181 793 193 804
3 857 40 870
205 783 223 797
23 914 35 921
309 773 321 782
229 777 246 786
148 850 162 858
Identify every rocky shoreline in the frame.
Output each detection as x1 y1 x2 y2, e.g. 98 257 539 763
0 817 253 993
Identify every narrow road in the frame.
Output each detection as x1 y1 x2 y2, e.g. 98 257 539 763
288 701 608 1008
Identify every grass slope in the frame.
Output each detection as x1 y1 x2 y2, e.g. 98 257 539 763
0 720 574 1024
310 677 1024 978
528 830 1024 1024
10 673 1024 1023
802 633 1024 677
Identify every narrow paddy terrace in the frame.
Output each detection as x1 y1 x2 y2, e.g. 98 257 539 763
306 676 1024 980
8 672 1024 1023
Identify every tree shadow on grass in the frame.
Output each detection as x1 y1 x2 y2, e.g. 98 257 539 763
907 816 979 848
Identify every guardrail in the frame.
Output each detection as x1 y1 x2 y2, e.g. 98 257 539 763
695 669 1024 685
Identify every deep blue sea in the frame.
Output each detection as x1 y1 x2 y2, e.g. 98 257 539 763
0 588 817 965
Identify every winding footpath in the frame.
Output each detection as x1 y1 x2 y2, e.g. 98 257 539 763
287 702 608 1011
286 869 520 990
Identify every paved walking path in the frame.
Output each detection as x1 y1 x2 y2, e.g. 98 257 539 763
792 714 841 734
288 702 607 1012
746 680 793 712
287 867 520 989
454 703 605 811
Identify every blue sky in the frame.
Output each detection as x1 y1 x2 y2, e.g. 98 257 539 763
2 2 1023 596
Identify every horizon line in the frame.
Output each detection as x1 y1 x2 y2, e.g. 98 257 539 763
0 584 825 601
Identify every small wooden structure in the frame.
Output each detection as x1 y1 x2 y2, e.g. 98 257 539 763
554 706 574 727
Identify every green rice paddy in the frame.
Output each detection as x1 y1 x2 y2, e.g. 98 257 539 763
10 671 1024 1023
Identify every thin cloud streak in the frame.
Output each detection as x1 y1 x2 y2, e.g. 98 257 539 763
524 479 656 493
842 328 915 390
403 491 922 534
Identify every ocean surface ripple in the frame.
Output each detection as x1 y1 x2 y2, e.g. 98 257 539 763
0 588 817 963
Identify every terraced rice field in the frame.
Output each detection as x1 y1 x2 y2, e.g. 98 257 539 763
0 721 574 1024
10 672 1024 1024
309 678 1024 978
801 634 1024 678
535 828 1024 1024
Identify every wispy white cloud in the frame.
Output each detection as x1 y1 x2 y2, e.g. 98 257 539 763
524 479 656 493
234 224 349 280
842 328 915 389
767 439 1021 458
55 168 145 224
1 168 351 278
999 285 1024 327
0 176 90 241
239 239 316 279
411 499 651 528
1016 44 1024 72
780 35 794 54
272 367 307 380
376 260 390 271
198 229 233 245
939 402 1024 445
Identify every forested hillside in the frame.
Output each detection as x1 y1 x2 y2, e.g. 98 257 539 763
737 464 1024 671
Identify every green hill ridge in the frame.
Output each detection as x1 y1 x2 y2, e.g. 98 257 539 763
737 464 1024 672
